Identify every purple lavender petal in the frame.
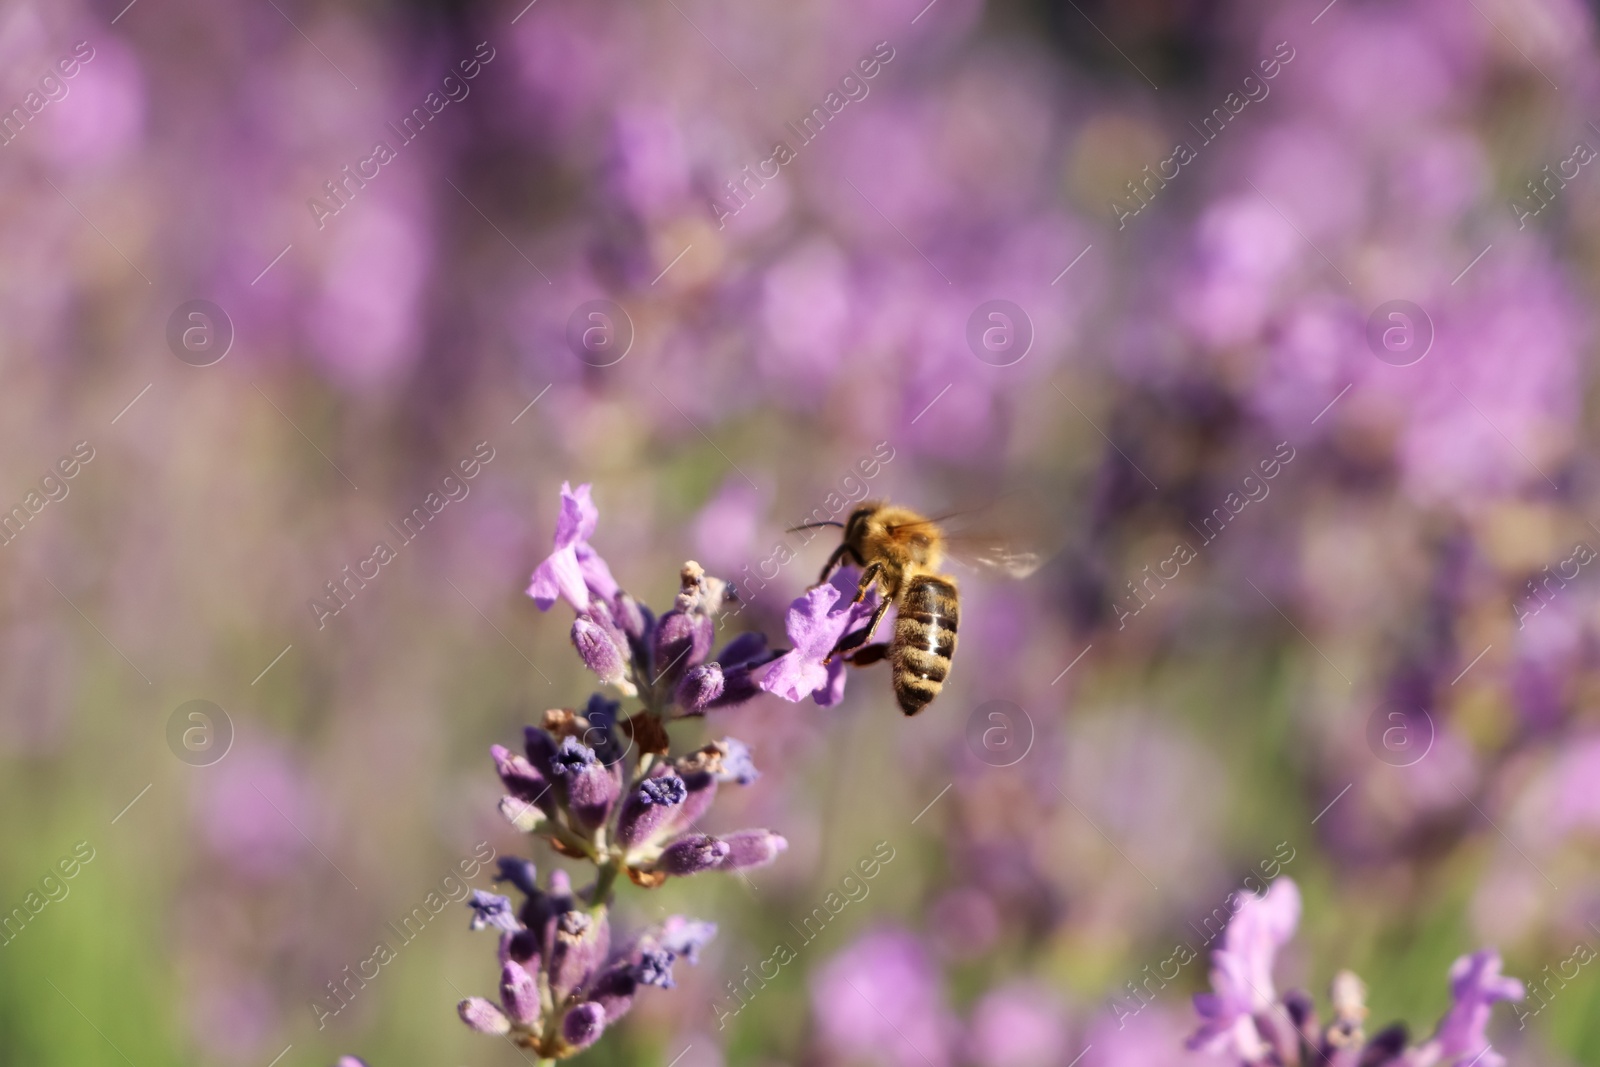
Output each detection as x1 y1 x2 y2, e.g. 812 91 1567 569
1186 878 1300 1058
467 891 523 934
657 917 717 964
1412 950 1524 1067
526 482 603 611
759 569 879 705
494 857 539 898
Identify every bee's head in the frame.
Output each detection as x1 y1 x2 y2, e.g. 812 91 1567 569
843 503 884 547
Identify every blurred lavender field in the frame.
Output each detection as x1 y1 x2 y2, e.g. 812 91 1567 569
2 0 1598 1064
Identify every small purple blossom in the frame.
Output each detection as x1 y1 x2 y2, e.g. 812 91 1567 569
759 568 880 707
526 482 619 611
552 735 597 776
1411 951 1524 1067
634 948 677 988
466 891 522 934
1188 878 1299 1059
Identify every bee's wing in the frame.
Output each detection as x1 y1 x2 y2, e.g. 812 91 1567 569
891 490 1062 580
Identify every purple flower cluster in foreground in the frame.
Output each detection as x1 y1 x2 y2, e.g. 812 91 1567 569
1188 878 1523 1067
447 482 833 1062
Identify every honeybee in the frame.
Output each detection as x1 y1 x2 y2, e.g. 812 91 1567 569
795 499 1049 716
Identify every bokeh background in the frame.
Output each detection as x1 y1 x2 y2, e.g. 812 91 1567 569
2 0 1599 1063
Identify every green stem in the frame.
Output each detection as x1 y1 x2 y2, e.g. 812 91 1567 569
589 856 622 912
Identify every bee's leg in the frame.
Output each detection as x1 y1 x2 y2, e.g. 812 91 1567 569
844 642 891 667
824 596 892 664
817 543 851 585
851 562 883 604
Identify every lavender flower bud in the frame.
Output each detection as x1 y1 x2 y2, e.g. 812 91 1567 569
523 726 560 778
494 858 539 898
561 1002 607 1050
468 891 522 933
658 834 732 876
491 745 553 809
652 610 712 687
709 662 765 708
665 772 717 838
580 692 627 766
549 908 610 1003
716 631 769 667
500 960 541 1027
586 963 638 1021
458 997 511 1035
616 593 651 643
551 735 597 777
634 948 678 988
718 830 788 870
571 767 622 831
573 616 628 686
677 662 724 713
499 795 548 833
499 929 542 972
616 773 689 849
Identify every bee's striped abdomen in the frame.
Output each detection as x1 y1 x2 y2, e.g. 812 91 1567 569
891 575 959 716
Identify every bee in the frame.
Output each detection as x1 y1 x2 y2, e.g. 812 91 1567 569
796 499 1048 716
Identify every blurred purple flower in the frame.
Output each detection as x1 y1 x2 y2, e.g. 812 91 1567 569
964 982 1069 1067
813 928 956 1067
759 568 880 707
1188 878 1300 1059
1409 951 1524 1067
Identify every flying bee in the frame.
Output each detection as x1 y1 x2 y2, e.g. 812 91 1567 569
793 497 1049 716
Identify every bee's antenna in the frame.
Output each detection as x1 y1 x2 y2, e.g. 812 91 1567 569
787 520 844 532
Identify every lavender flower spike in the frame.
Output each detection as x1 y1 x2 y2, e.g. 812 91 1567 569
759 568 880 707
527 481 620 612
